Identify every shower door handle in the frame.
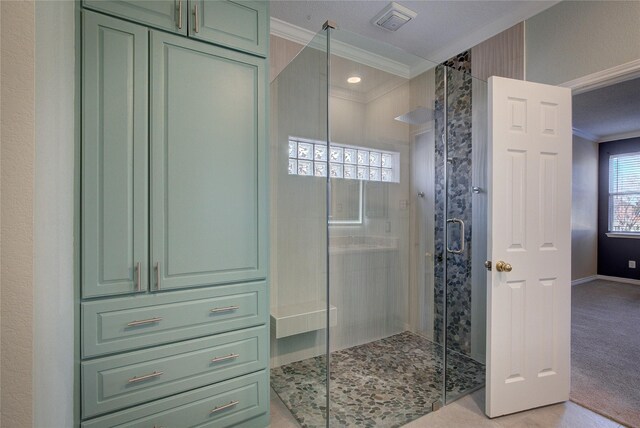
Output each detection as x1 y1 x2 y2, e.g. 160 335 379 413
446 218 465 254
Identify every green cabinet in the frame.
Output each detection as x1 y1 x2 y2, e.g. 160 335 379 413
84 0 268 57
83 0 188 35
82 14 266 298
82 325 267 417
82 281 267 358
189 0 268 57
80 6 269 428
150 31 266 292
82 11 149 298
81 371 269 428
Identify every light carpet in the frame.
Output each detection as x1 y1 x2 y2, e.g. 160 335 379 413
571 279 640 427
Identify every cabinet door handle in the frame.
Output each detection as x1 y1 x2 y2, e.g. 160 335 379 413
127 316 163 327
210 400 239 414
128 370 163 383
177 0 183 29
193 3 199 33
211 353 239 363
135 261 141 292
155 262 161 289
210 305 239 314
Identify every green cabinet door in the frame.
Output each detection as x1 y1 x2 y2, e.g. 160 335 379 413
188 0 268 57
83 0 188 36
82 11 149 298
150 31 267 291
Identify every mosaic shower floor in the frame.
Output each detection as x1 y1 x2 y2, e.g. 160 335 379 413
270 331 485 428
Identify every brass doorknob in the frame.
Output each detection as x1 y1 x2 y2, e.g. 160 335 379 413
495 261 512 272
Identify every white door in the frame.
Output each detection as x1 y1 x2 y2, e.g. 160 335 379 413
486 76 572 417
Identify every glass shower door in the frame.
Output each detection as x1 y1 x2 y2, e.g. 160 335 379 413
269 22 489 427
442 63 488 403
326 27 446 427
269 29 330 427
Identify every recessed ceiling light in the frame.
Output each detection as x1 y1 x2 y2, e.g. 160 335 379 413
347 76 362 84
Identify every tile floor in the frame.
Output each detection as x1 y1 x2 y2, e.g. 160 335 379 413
270 388 623 428
270 332 485 427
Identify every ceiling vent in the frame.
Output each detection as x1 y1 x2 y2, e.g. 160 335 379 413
372 2 417 32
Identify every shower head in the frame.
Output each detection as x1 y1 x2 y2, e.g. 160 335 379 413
394 107 432 125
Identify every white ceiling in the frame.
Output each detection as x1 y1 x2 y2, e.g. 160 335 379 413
271 2 640 143
573 77 640 142
270 1 558 64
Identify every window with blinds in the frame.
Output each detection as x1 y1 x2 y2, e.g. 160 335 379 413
609 152 640 232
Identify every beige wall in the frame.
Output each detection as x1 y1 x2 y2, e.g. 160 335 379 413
34 1 75 426
1 1 35 426
270 35 304 83
269 35 418 365
572 136 599 281
526 1 640 85
1 2 75 426
471 22 524 82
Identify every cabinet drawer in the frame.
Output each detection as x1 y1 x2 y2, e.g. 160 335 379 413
83 0 188 36
82 370 269 427
82 282 267 358
82 325 267 418
189 0 268 57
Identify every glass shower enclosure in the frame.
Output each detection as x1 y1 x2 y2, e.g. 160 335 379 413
269 24 488 428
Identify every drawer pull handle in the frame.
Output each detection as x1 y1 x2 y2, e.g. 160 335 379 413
210 305 239 314
211 353 239 363
128 370 163 383
210 400 239 414
126 317 163 327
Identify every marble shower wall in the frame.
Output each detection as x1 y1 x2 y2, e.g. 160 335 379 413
434 51 474 355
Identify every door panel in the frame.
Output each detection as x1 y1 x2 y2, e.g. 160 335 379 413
486 76 571 417
82 11 149 298
189 0 268 57
150 31 266 291
83 0 187 35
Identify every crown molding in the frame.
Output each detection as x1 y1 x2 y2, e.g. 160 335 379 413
271 0 556 82
572 127 598 143
409 60 437 79
271 17 413 79
270 17 316 46
330 78 407 105
560 59 640 95
598 130 640 144
423 1 560 66
572 127 640 144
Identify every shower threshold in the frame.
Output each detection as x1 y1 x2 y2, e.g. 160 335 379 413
270 331 485 428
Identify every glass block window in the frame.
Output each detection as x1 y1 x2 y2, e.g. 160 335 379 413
288 137 400 183
609 152 640 232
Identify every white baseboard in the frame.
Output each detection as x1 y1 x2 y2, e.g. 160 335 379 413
571 275 597 286
596 275 640 286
